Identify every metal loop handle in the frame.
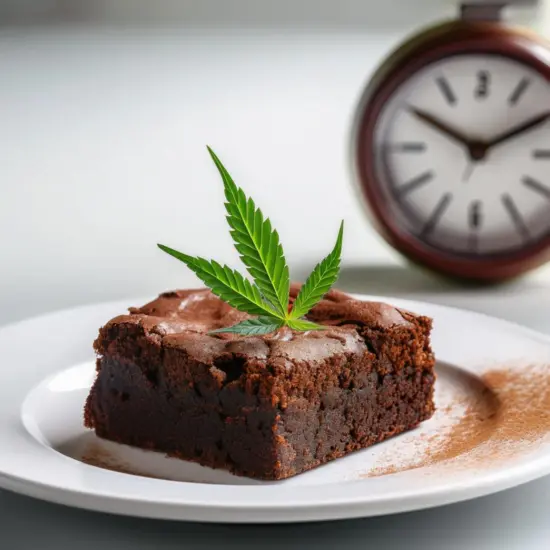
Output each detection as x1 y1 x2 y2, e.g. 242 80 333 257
461 0 538 21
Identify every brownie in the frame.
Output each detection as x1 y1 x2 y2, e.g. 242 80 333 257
84 285 435 480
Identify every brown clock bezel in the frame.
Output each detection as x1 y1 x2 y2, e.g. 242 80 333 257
352 19 550 282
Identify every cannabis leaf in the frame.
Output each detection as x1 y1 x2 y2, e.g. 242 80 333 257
207 146 290 317
157 245 278 317
286 319 325 331
157 147 345 336
290 221 344 320
210 317 284 335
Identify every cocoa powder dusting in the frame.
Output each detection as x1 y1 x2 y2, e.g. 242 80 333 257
81 443 168 480
364 364 550 478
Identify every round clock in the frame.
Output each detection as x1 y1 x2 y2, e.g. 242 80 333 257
352 1 550 281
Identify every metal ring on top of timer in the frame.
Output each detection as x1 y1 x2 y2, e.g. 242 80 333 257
352 0 550 281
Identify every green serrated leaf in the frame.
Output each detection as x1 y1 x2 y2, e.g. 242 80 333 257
290 221 344 319
286 319 326 331
210 316 284 336
157 244 281 318
207 146 290 317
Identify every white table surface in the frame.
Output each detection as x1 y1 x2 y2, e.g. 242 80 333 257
2 7 550 547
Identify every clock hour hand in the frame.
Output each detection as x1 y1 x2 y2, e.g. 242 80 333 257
485 111 550 150
408 107 472 149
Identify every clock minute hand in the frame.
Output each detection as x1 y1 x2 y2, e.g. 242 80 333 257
485 111 550 150
408 107 472 148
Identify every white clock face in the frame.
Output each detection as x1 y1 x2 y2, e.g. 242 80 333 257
374 54 550 256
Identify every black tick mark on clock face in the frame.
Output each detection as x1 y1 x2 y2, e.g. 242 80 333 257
421 193 453 238
508 77 531 106
397 171 434 197
522 176 550 200
502 194 530 241
436 76 457 106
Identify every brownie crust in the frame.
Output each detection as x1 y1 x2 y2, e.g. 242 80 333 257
85 286 435 480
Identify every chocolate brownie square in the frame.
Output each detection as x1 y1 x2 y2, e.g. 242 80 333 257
84 286 435 480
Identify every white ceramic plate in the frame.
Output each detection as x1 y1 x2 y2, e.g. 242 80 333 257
1 295 550 523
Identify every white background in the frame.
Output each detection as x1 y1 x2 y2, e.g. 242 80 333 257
1 0 550 326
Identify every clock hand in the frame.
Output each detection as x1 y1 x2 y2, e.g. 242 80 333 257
409 107 489 162
485 111 550 150
408 107 473 149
